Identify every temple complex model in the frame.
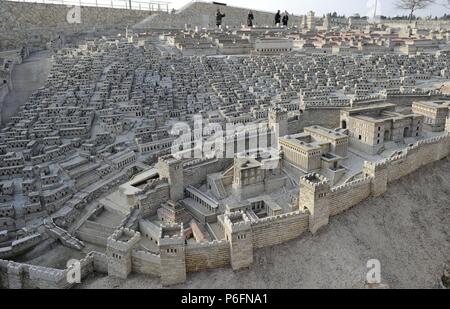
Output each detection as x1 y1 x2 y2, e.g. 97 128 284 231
0 0 449 289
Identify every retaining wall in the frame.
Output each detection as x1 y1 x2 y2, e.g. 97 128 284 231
0 1 151 50
135 1 302 30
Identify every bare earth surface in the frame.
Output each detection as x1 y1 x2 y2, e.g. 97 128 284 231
1 50 51 125
78 157 450 289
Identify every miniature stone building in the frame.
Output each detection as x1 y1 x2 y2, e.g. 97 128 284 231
412 101 450 132
232 151 286 200
280 125 348 173
340 103 424 154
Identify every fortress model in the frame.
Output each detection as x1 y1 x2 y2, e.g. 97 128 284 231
0 0 449 289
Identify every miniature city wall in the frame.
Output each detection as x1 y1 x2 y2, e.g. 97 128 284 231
0 1 152 51
305 134 450 230
1 134 449 288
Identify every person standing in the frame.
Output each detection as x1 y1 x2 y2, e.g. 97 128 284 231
216 9 226 29
282 11 289 27
275 10 281 26
247 11 254 27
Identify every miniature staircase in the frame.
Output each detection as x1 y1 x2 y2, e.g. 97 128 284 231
210 177 228 200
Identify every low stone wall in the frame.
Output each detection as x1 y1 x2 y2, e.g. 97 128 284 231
185 240 230 272
0 234 43 260
0 1 151 50
0 251 107 289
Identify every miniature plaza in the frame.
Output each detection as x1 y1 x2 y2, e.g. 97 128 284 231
0 1 449 289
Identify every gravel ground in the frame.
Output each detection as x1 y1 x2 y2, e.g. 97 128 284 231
78 157 450 289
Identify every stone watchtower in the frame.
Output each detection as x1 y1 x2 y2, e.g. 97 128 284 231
106 228 141 279
159 223 186 286
269 108 289 140
298 174 331 234
156 155 185 201
363 160 388 197
223 211 253 270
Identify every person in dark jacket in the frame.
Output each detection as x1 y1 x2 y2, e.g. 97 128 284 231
282 11 289 27
216 9 226 28
247 11 254 27
275 10 281 26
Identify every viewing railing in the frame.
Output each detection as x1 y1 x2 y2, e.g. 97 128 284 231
4 0 171 12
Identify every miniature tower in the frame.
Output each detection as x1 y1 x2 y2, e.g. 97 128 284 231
223 211 253 270
363 160 388 197
323 14 331 31
300 15 307 29
307 11 316 31
268 108 289 140
156 155 185 201
298 174 331 234
106 228 141 279
159 223 186 286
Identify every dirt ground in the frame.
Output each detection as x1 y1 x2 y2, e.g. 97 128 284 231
78 157 450 289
